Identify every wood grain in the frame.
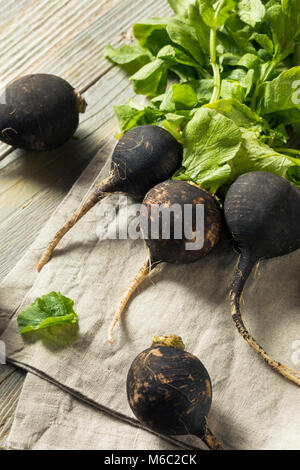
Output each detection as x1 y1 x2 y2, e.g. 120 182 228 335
0 66 136 225
0 365 25 447
0 0 33 28
0 66 139 277
0 0 171 156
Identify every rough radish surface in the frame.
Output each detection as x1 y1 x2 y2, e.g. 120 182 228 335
0 74 83 151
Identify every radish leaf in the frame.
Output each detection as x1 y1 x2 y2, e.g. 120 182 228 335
17 292 78 335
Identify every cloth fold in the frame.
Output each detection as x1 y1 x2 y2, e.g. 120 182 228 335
7 372 202 450
1 137 299 450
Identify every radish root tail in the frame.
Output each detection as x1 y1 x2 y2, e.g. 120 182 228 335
36 176 114 272
108 258 152 344
196 421 225 450
231 251 300 386
202 427 225 451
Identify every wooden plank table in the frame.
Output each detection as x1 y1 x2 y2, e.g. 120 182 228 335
0 0 172 448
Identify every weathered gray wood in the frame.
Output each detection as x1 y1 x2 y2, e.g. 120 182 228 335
0 0 115 88
0 365 25 447
0 66 136 278
0 66 135 225
0 0 171 219
0 0 33 28
0 0 171 156
0 0 171 92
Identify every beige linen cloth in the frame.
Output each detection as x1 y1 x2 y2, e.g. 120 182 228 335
0 137 299 450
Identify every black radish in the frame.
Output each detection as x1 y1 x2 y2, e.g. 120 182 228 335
109 180 222 343
127 335 225 450
224 171 300 386
36 125 183 272
0 74 86 151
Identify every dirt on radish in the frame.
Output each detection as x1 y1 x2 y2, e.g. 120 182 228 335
127 334 225 450
0 74 86 151
109 179 222 343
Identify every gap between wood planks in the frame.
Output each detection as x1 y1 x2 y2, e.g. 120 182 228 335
0 64 115 164
0 368 18 387
0 0 171 157
0 65 137 226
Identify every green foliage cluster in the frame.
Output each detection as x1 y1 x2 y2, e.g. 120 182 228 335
106 0 300 194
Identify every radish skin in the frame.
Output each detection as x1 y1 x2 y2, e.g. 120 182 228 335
109 180 222 343
37 125 183 271
127 335 225 450
225 171 300 386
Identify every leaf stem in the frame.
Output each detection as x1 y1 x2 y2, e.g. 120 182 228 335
275 147 300 156
254 151 300 166
209 0 226 104
251 59 278 111
210 60 221 103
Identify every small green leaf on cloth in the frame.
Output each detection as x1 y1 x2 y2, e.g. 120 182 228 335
17 292 78 335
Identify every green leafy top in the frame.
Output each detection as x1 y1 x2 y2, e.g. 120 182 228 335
105 0 300 194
